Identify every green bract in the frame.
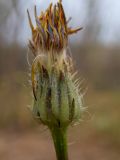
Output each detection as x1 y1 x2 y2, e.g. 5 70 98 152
32 58 83 128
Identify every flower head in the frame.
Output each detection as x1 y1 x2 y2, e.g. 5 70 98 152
27 0 82 53
27 0 83 128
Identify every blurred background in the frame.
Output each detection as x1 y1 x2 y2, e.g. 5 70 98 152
0 0 120 160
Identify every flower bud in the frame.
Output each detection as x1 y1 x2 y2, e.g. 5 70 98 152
27 0 83 129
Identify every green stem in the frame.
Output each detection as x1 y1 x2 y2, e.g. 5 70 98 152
50 127 68 160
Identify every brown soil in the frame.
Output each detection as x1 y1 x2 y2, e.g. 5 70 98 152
0 129 120 160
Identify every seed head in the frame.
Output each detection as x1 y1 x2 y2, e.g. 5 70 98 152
27 0 83 128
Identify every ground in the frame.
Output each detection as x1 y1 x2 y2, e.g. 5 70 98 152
0 127 120 160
